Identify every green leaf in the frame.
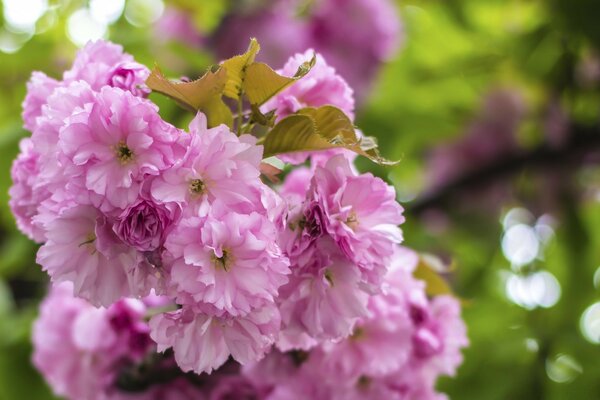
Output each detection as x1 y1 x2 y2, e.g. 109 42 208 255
146 66 233 128
261 105 397 165
221 38 260 100
413 254 455 297
243 54 316 106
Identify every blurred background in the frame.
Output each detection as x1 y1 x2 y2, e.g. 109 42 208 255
0 0 600 399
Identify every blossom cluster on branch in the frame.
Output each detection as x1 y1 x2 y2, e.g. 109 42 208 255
12 39 467 399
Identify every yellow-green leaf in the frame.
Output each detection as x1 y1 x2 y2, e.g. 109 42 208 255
221 38 260 100
261 105 397 165
146 66 232 128
243 54 316 106
413 255 454 297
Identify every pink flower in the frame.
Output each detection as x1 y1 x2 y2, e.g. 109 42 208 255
212 6 311 68
305 283 414 380
154 7 205 48
114 197 178 252
415 295 469 379
208 376 259 400
36 205 137 306
166 206 289 316
308 0 402 99
64 40 149 96
277 243 369 349
9 138 49 242
22 71 59 131
149 303 280 374
32 282 156 400
262 50 355 121
31 80 96 157
58 87 185 212
151 113 263 217
308 155 404 286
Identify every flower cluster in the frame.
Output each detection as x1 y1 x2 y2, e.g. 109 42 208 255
13 39 467 399
33 282 223 400
243 247 468 400
34 248 467 400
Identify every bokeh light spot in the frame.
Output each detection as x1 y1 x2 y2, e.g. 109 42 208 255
125 0 164 27
90 0 125 24
2 0 48 33
546 354 582 383
502 223 540 267
67 9 107 47
580 302 600 344
505 271 561 310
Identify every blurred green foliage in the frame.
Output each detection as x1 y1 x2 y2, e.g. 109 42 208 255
0 0 599 399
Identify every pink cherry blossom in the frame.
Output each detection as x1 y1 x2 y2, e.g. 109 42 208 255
277 242 369 350
32 282 157 400
166 206 289 316
22 71 59 131
262 50 355 121
64 40 149 96
306 155 404 287
9 138 49 242
58 87 185 212
114 197 179 252
151 112 263 217
36 205 137 306
150 303 281 374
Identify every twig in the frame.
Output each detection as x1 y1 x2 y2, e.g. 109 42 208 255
407 124 600 214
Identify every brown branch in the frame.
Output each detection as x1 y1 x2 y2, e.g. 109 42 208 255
407 124 600 214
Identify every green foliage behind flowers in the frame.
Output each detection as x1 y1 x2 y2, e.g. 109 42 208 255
1 0 600 398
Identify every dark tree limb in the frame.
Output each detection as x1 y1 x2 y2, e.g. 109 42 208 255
407 124 600 214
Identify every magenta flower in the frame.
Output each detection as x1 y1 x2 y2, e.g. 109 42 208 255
166 206 289 316
151 112 263 217
114 197 178 252
149 303 281 374
208 375 260 400
58 87 185 212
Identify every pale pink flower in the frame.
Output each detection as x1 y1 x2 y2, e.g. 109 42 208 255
64 40 149 96
166 206 289 316
262 50 354 121
305 284 413 380
277 243 369 350
149 303 280 374
36 205 137 306
58 87 185 212
307 155 404 286
9 138 49 242
151 113 263 217
22 71 59 131
32 282 156 400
